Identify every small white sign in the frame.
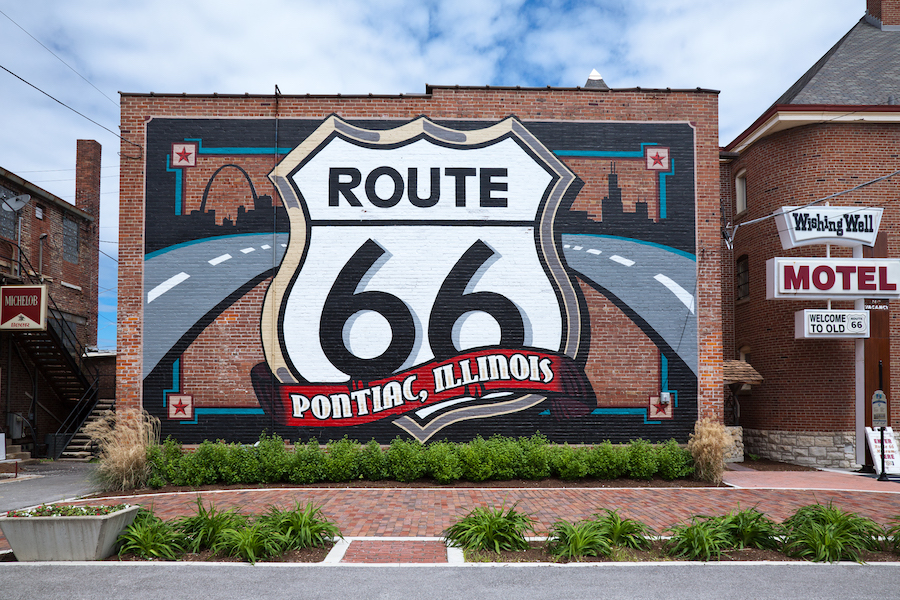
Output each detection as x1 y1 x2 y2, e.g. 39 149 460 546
767 258 900 300
865 427 900 475
794 309 869 339
774 206 882 249
872 391 888 429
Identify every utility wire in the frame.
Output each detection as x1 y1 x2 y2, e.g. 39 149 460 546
0 8 118 107
0 63 141 152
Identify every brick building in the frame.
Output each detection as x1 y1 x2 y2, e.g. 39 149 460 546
721 0 900 467
118 82 723 446
0 140 103 457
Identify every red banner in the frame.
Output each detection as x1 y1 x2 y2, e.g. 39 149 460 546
253 348 592 427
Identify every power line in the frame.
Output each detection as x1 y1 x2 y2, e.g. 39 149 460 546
0 62 141 153
0 8 118 107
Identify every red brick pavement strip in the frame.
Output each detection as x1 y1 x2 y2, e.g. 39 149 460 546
341 540 448 563
3 474 900 556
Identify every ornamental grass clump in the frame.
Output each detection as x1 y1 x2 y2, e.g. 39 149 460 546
687 419 730 484
593 509 654 550
782 503 884 563
213 521 288 564
547 520 611 559
443 504 535 553
259 502 342 550
117 508 186 561
84 409 160 491
665 516 731 561
720 507 781 550
175 497 248 553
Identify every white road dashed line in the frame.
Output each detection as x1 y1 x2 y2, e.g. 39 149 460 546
572 245 583 251
148 272 190 303
654 274 695 313
586 248 601 255
281 244 287 247
261 244 271 250
240 247 255 254
564 244 571 249
610 255 635 267
208 254 232 265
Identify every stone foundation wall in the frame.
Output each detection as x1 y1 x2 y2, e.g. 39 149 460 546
743 428 858 469
724 426 744 463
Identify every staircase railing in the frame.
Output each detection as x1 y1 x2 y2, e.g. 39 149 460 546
3 242 101 458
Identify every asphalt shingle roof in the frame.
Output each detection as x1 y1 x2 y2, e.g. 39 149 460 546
776 17 900 106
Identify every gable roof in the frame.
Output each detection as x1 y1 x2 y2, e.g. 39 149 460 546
775 17 900 107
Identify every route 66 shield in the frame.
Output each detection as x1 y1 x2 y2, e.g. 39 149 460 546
255 116 594 441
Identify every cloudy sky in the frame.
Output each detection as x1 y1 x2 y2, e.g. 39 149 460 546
0 0 865 350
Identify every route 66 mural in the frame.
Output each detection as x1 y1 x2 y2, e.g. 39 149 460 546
143 116 698 444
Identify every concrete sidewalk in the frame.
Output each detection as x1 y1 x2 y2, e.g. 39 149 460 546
2 466 898 562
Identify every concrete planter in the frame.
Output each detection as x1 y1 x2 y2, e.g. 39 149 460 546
0 505 140 561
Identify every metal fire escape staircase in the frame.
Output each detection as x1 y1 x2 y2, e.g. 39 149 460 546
2 244 100 459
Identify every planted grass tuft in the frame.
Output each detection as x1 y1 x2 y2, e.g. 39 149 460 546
443 504 534 553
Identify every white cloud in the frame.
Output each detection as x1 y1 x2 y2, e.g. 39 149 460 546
0 0 873 350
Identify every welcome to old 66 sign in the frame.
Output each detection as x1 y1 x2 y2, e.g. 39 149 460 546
253 116 593 441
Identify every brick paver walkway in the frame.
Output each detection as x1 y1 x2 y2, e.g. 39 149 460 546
2 470 898 560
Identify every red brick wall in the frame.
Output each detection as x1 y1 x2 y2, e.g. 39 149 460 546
118 88 723 428
724 122 900 431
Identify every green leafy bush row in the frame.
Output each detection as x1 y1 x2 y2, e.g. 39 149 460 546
451 503 899 563
117 499 341 564
146 434 694 488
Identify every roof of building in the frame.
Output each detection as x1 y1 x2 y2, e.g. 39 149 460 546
0 166 94 222
774 17 900 107
722 360 764 386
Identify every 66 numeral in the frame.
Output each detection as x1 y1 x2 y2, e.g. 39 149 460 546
319 239 524 380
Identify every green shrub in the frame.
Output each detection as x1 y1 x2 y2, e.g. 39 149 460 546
117 508 186 560
547 520 611 559
425 441 463 484
213 522 287 564
322 437 361 482
587 441 627 479
593 509 653 550
260 502 342 549
782 503 883 563
386 437 426 482
458 436 494 482
720 507 781 550
176 497 248 553
666 517 731 561
288 439 324 484
443 504 534 553
358 440 388 481
177 445 218 487
518 434 552 480
625 439 658 480
655 440 694 480
552 444 589 480
485 435 525 480
257 434 291 483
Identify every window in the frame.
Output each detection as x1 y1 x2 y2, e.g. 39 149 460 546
35 205 44 220
735 169 747 214
736 255 749 300
63 218 79 263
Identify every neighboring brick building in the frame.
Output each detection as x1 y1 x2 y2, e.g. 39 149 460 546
118 81 722 445
0 140 102 456
721 0 900 467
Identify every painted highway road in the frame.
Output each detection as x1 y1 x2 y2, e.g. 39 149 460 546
143 231 695 379
562 233 697 375
143 232 288 378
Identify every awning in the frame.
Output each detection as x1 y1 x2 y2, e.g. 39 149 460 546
722 360 764 386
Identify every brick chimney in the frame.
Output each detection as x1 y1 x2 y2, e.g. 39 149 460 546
75 139 100 348
867 0 900 28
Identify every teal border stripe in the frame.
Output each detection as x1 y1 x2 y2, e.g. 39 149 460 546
179 408 266 425
566 233 696 261
165 155 183 215
553 142 658 159
659 159 673 219
184 138 292 155
162 358 180 407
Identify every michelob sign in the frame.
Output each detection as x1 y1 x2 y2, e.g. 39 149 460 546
253 116 593 441
0 285 48 331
